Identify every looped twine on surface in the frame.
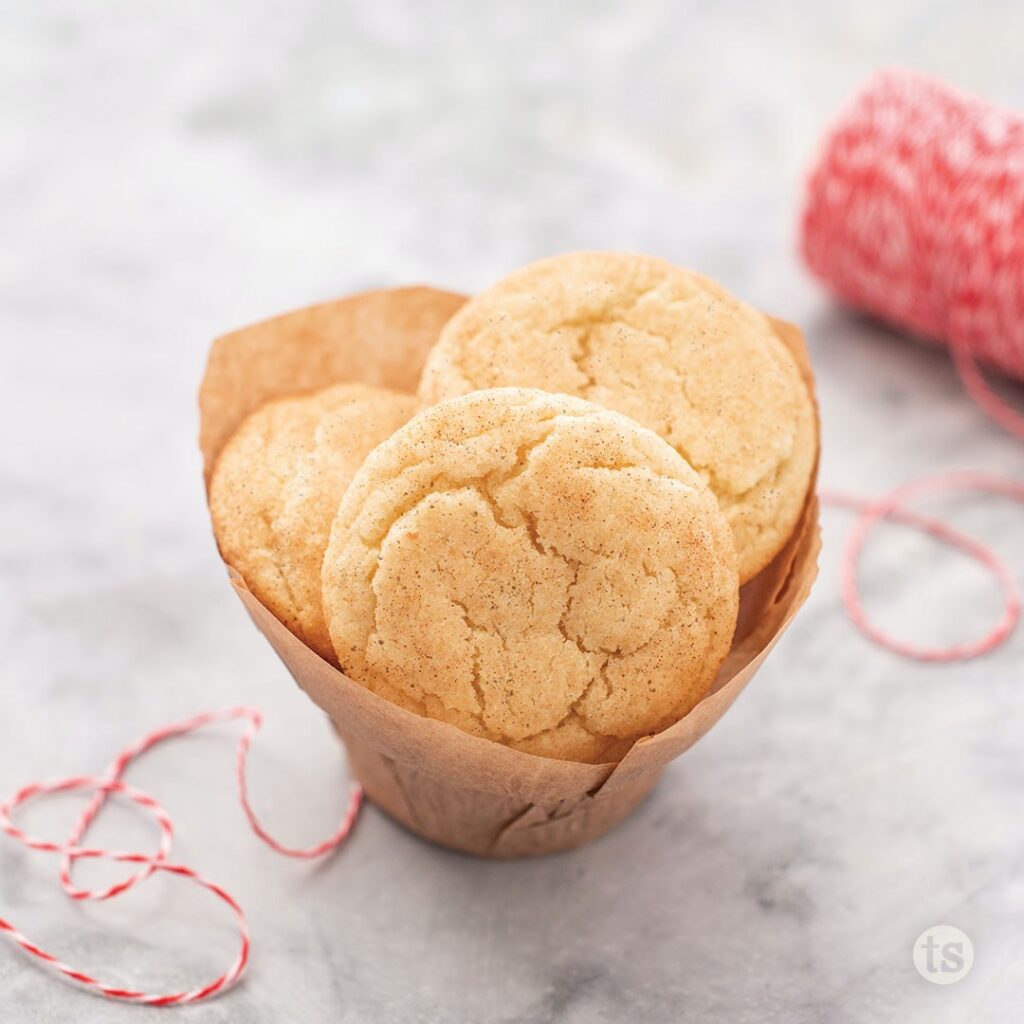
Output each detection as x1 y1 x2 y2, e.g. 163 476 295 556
822 471 1023 661
0 706 362 1006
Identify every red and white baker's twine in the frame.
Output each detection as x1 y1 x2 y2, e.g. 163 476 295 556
0 707 362 1006
821 471 1023 661
803 69 1023 658
802 68 1024 439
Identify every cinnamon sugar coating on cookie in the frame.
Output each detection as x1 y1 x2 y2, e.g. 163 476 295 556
322 388 738 763
419 252 816 582
210 382 418 662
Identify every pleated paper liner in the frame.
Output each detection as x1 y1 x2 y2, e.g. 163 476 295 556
200 286 821 857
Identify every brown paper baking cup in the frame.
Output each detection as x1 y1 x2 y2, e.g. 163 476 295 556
200 286 821 857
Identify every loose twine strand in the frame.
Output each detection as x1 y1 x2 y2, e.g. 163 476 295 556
0 708 362 1005
821 472 1023 661
1 65 1022 1009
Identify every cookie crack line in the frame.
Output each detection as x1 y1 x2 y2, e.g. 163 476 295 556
254 507 308 643
545 308 802 508
553 287 673 397
353 466 692 745
376 401 609 496
640 336 764 502
571 322 599 393
464 493 635 744
450 489 625 746
363 458 695 658
359 407 578 559
348 412 573 724
492 488 696 738
450 597 488 719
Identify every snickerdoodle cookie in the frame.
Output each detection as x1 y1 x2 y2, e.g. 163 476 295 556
419 252 816 582
209 382 418 662
321 387 739 763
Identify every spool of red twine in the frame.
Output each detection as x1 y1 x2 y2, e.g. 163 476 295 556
801 67 1024 437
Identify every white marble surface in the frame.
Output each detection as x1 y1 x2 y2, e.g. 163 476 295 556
2 2 1023 1021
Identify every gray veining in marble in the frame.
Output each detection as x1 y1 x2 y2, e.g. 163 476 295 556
2 2 1023 1021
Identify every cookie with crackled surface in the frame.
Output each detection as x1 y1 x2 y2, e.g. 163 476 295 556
419 252 816 582
209 382 418 662
322 387 739 764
